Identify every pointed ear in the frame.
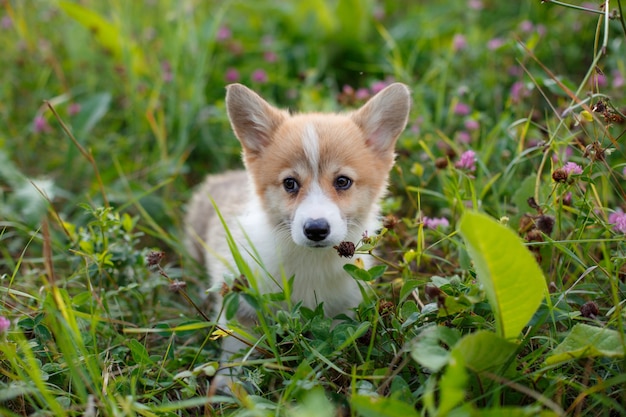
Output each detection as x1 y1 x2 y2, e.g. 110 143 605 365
226 84 288 154
351 83 411 155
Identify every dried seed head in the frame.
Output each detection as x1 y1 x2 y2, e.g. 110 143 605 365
220 282 230 297
519 214 535 233
580 301 599 319
378 300 394 316
552 168 569 183
535 215 555 236
146 251 165 268
382 214 398 230
435 157 449 169
591 100 606 113
232 275 249 293
334 241 356 258
527 196 540 210
526 229 544 243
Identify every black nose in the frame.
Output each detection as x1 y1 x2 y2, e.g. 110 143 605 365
303 218 330 242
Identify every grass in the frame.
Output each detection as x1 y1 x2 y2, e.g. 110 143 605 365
1 0 626 415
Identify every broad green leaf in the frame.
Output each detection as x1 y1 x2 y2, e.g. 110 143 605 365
451 330 517 373
410 326 461 372
368 264 387 280
351 394 420 417
438 350 468 416
545 323 624 365
458 211 547 339
439 294 473 317
343 264 372 281
291 388 336 417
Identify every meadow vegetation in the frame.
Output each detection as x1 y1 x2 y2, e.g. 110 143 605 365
1 1 625 416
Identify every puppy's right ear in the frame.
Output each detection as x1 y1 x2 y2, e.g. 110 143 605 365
226 84 288 154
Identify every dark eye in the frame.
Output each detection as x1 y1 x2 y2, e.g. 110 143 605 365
334 175 353 191
283 177 300 193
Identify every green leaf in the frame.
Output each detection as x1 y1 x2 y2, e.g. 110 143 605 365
458 211 547 339
399 279 420 303
438 350 468 416
451 330 518 373
368 264 387 280
128 339 153 366
545 323 625 365
291 387 337 416
343 264 372 281
410 326 461 372
224 292 240 321
351 394 420 417
439 294 474 317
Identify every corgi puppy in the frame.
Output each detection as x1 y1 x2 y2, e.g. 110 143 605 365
185 82 411 392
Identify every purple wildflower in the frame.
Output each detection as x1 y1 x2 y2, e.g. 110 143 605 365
371 81 388 94
216 25 231 42
612 70 625 89
225 68 240 83
251 69 268 83
468 0 483 10
608 209 626 234
454 102 471 116
33 115 50 133
581 2 598 11
423 216 450 230
1 15 11 29
623 166 626 178
464 119 480 131
591 73 607 87
355 88 370 100
536 24 547 36
510 81 529 103
563 162 583 175
162 60 173 83
0 316 9 333
456 131 472 144
263 51 277 63
68 103 81 116
487 38 505 51
455 150 477 171
452 34 467 52
410 116 424 135
519 20 534 33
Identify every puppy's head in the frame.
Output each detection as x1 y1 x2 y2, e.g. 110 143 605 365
226 83 411 248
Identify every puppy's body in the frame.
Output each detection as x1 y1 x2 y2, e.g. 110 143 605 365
185 83 411 390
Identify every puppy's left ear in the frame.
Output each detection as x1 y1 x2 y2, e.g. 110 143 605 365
351 83 411 155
